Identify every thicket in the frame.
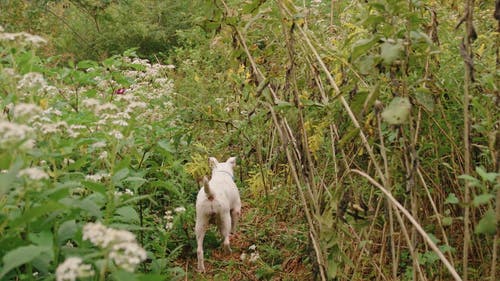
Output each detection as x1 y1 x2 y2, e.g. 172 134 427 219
0 0 499 281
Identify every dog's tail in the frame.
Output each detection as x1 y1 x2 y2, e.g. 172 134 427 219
202 176 213 199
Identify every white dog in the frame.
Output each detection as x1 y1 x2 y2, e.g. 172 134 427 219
195 156 241 272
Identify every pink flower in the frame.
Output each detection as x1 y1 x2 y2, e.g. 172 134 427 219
115 88 126 95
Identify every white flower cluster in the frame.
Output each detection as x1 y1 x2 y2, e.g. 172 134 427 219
164 210 174 230
55 257 94 281
240 244 260 263
11 103 42 120
17 72 48 91
0 120 34 148
164 207 186 230
17 167 49 180
83 222 147 272
84 172 110 182
114 188 134 197
0 28 47 46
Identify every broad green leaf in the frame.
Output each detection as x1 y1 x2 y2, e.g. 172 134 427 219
57 220 77 245
114 206 139 223
444 193 459 204
381 97 411 125
124 177 147 190
29 231 53 249
357 55 376 75
11 201 66 228
473 194 494 207
380 41 403 65
112 168 129 185
0 245 44 278
415 88 434 111
474 209 496 235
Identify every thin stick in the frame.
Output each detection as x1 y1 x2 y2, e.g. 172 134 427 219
461 0 474 280
351 169 462 281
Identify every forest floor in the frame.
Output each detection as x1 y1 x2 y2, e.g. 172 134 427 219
176 193 313 281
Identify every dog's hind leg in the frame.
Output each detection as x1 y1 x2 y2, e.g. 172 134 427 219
220 212 232 254
195 215 208 272
230 208 240 234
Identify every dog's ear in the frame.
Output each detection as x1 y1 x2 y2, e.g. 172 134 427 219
226 157 237 167
209 157 219 168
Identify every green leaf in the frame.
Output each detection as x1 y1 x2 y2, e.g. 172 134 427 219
11 201 66 228
415 88 434 111
442 216 453 226
381 97 411 125
475 166 497 183
380 40 404 65
351 37 379 61
473 194 494 207
112 270 138 281
57 220 77 245
112 168 130 185
444 193 459 204
77 60 98 69
0 245 44 278
474 209 496 235
124 177 147 190
29 231 53 249
114 206 139 223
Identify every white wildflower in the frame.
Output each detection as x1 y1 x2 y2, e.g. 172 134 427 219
83 222 137 248
85 172 109 182
91 141 106 149
81 98 101 109
124 189 134 196
166 64 175 69
174 206 186 213
98 151 108 160
2 68 18 78
20 139 36 150
96 103 118 113
17 72 47 90
63 158 75 165
44 107 62 117
249 244 257 251
12 103 42 120
23 33 47 45
115 112 131 120
82 222 147 272
109 130 124 140
55 257 94 281
249 252 260 263
112 119 128 127
40 121 68 134
0 121 34 146
240 252 247 261
165 222 173 230
18 167 48 180
109 241 147 272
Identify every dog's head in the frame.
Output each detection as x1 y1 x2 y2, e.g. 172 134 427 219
209 156 237 177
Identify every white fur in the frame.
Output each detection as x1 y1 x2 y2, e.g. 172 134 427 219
195 156 241 272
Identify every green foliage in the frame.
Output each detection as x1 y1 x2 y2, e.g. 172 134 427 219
0 29 195 279
0 0 205 60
